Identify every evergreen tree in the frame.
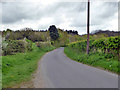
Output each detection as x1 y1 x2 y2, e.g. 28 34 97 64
48 25 59 41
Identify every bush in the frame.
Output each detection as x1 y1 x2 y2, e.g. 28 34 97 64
36 41 55 52
36 42 51 48
67 36 119 56
92 37 119 54
2 39 32 56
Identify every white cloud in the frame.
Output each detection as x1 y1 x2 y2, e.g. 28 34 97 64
0 0 118 34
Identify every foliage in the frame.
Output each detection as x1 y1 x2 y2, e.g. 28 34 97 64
2 29 50 42
48 25 59 41
2 39 32 56
92 36 120 54
64 47 119 73
51 29 80 47
36 41 55 52
65 30 78 35
67 36 119 55
2 27 82 48
64 36 119 73
0 56 1 90
2 43 55 88
91 30 120 37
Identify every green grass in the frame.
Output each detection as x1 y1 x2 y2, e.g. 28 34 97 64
64 47 119 74
0 56 2 89
2 43 55 88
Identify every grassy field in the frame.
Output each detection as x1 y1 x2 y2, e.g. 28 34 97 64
2 43 55 88
64 47 119 74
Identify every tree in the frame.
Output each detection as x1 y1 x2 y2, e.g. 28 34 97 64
48 25 59 41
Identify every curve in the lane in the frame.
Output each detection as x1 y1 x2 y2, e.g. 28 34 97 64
40 47 118 88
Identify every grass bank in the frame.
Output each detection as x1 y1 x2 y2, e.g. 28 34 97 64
64 47 119 74
2 43 55 88
0 56 1 89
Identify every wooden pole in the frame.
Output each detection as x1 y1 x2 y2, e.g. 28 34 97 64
86 0 90 54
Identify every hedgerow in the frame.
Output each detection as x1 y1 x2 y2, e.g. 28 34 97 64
67 36 120 55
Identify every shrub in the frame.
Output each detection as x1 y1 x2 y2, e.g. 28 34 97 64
36 42 51 48
66 36 119 57
36 41 55 52
2 39 32 56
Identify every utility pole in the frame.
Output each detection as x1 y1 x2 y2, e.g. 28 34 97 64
86 0 90 54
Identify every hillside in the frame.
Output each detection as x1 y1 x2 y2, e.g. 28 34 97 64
2 28 80 47
90 30 120 37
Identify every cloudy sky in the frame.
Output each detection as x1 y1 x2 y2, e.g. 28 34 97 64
0 0 119 35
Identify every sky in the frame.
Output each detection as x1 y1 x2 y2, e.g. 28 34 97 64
0 0 119 35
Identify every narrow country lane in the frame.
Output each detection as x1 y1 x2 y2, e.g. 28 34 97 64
34 47 118 88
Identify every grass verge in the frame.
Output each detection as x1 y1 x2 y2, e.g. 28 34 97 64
0 56 2 89
64 47 119 74
2 43 55 88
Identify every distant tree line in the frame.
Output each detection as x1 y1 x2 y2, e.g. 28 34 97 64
65 30 78 35
2 26 79 42
2 28 49 42
91 30 120 37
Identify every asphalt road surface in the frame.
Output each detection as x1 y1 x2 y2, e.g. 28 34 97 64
39 47 118 88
